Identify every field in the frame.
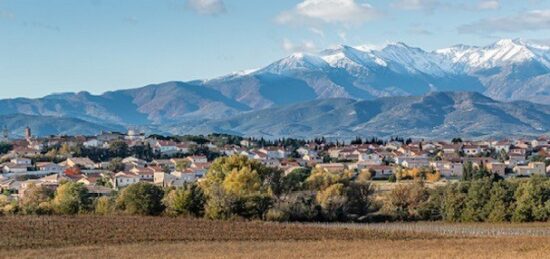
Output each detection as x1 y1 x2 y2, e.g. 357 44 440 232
1 216 550 258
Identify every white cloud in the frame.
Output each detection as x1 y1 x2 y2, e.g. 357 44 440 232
186 0 226 16
309 27 325 37
391 0 440 11
276 0 380 25
476 0 499 10
282 38 317 53
458 9 550 34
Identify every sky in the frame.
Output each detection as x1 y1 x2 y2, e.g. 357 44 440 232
1 0 549 98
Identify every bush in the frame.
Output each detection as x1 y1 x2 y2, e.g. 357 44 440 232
270 192 321 222
52 182 90 215
19 184 54 215
116 182 165 216
265 208 290 222
163 183 205 217
95 196 115 215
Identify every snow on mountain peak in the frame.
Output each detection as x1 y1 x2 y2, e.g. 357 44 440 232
257 39 550 76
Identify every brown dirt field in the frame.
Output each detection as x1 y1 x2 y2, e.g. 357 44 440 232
3 237 550 259
2 216 550 259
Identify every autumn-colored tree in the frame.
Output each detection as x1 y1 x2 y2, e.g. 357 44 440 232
52 182 90 215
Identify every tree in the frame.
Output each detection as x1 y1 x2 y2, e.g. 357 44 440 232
512 176 550 222
175 160 191 171
343 182 375 221
163 183 205 217
385 182 429 221
281 168 311 193
485 181 516 222
200 155 281 219
108 158 125 172
442 182 468 222
109 141 129 158
52 182 90 215
95 196 114 215
316 183 347 221
222 167 262 196
19 184 54 215
305 168 351 191
0 142 13 155
461 178 492 222
116 182 165 216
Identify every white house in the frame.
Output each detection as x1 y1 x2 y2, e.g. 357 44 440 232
112 172 140 189
357 153 383 165
11 158 32 166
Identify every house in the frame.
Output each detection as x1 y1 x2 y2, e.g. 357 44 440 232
66 157 96 169
262 158 281 168
83 139 101 148
176 143 191 154
154 172 186 188
462 145 483 156
258 147 288 160
487 162 507 176
129 167 154 181
187 155 208 164
360 165 394 178
11 158 32 166
430 161 463 178
2 163 28 174
36 162 64 172
357 152 383 165
112 172 140 189
155 140 179 155
513 162 546 176
122 156 147 168
492 140 511 153
507 154 526 167
398 156 429 169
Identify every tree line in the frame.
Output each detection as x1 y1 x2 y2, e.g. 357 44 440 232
2 155 550 223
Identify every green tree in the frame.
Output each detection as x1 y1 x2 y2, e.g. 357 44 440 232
52 182 90 215
163 183 205 217
461 178 492 222
281 168 311 193
0 142 13 155
485 181 516 222
107 158 126 172
512 176 550 222
442 182 469 222
116 182 165 216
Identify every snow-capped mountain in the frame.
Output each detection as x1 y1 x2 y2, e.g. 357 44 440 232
217 38 550 104
1 39 549 138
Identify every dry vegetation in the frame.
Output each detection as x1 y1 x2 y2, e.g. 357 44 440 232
1 216 550 258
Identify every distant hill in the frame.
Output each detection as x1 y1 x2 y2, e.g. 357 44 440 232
0 114 125 137
166 92 550 139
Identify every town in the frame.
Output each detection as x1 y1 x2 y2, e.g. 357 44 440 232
1 126 549 200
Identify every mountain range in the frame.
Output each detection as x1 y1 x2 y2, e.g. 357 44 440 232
0 39 549 139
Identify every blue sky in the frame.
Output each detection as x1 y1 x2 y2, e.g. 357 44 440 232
1 0 549 98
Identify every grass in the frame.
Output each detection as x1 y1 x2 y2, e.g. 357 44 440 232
1 216 550 258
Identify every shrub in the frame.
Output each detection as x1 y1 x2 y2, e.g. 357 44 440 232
116 182 165 216
52 182 90 215
95 196 115 215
